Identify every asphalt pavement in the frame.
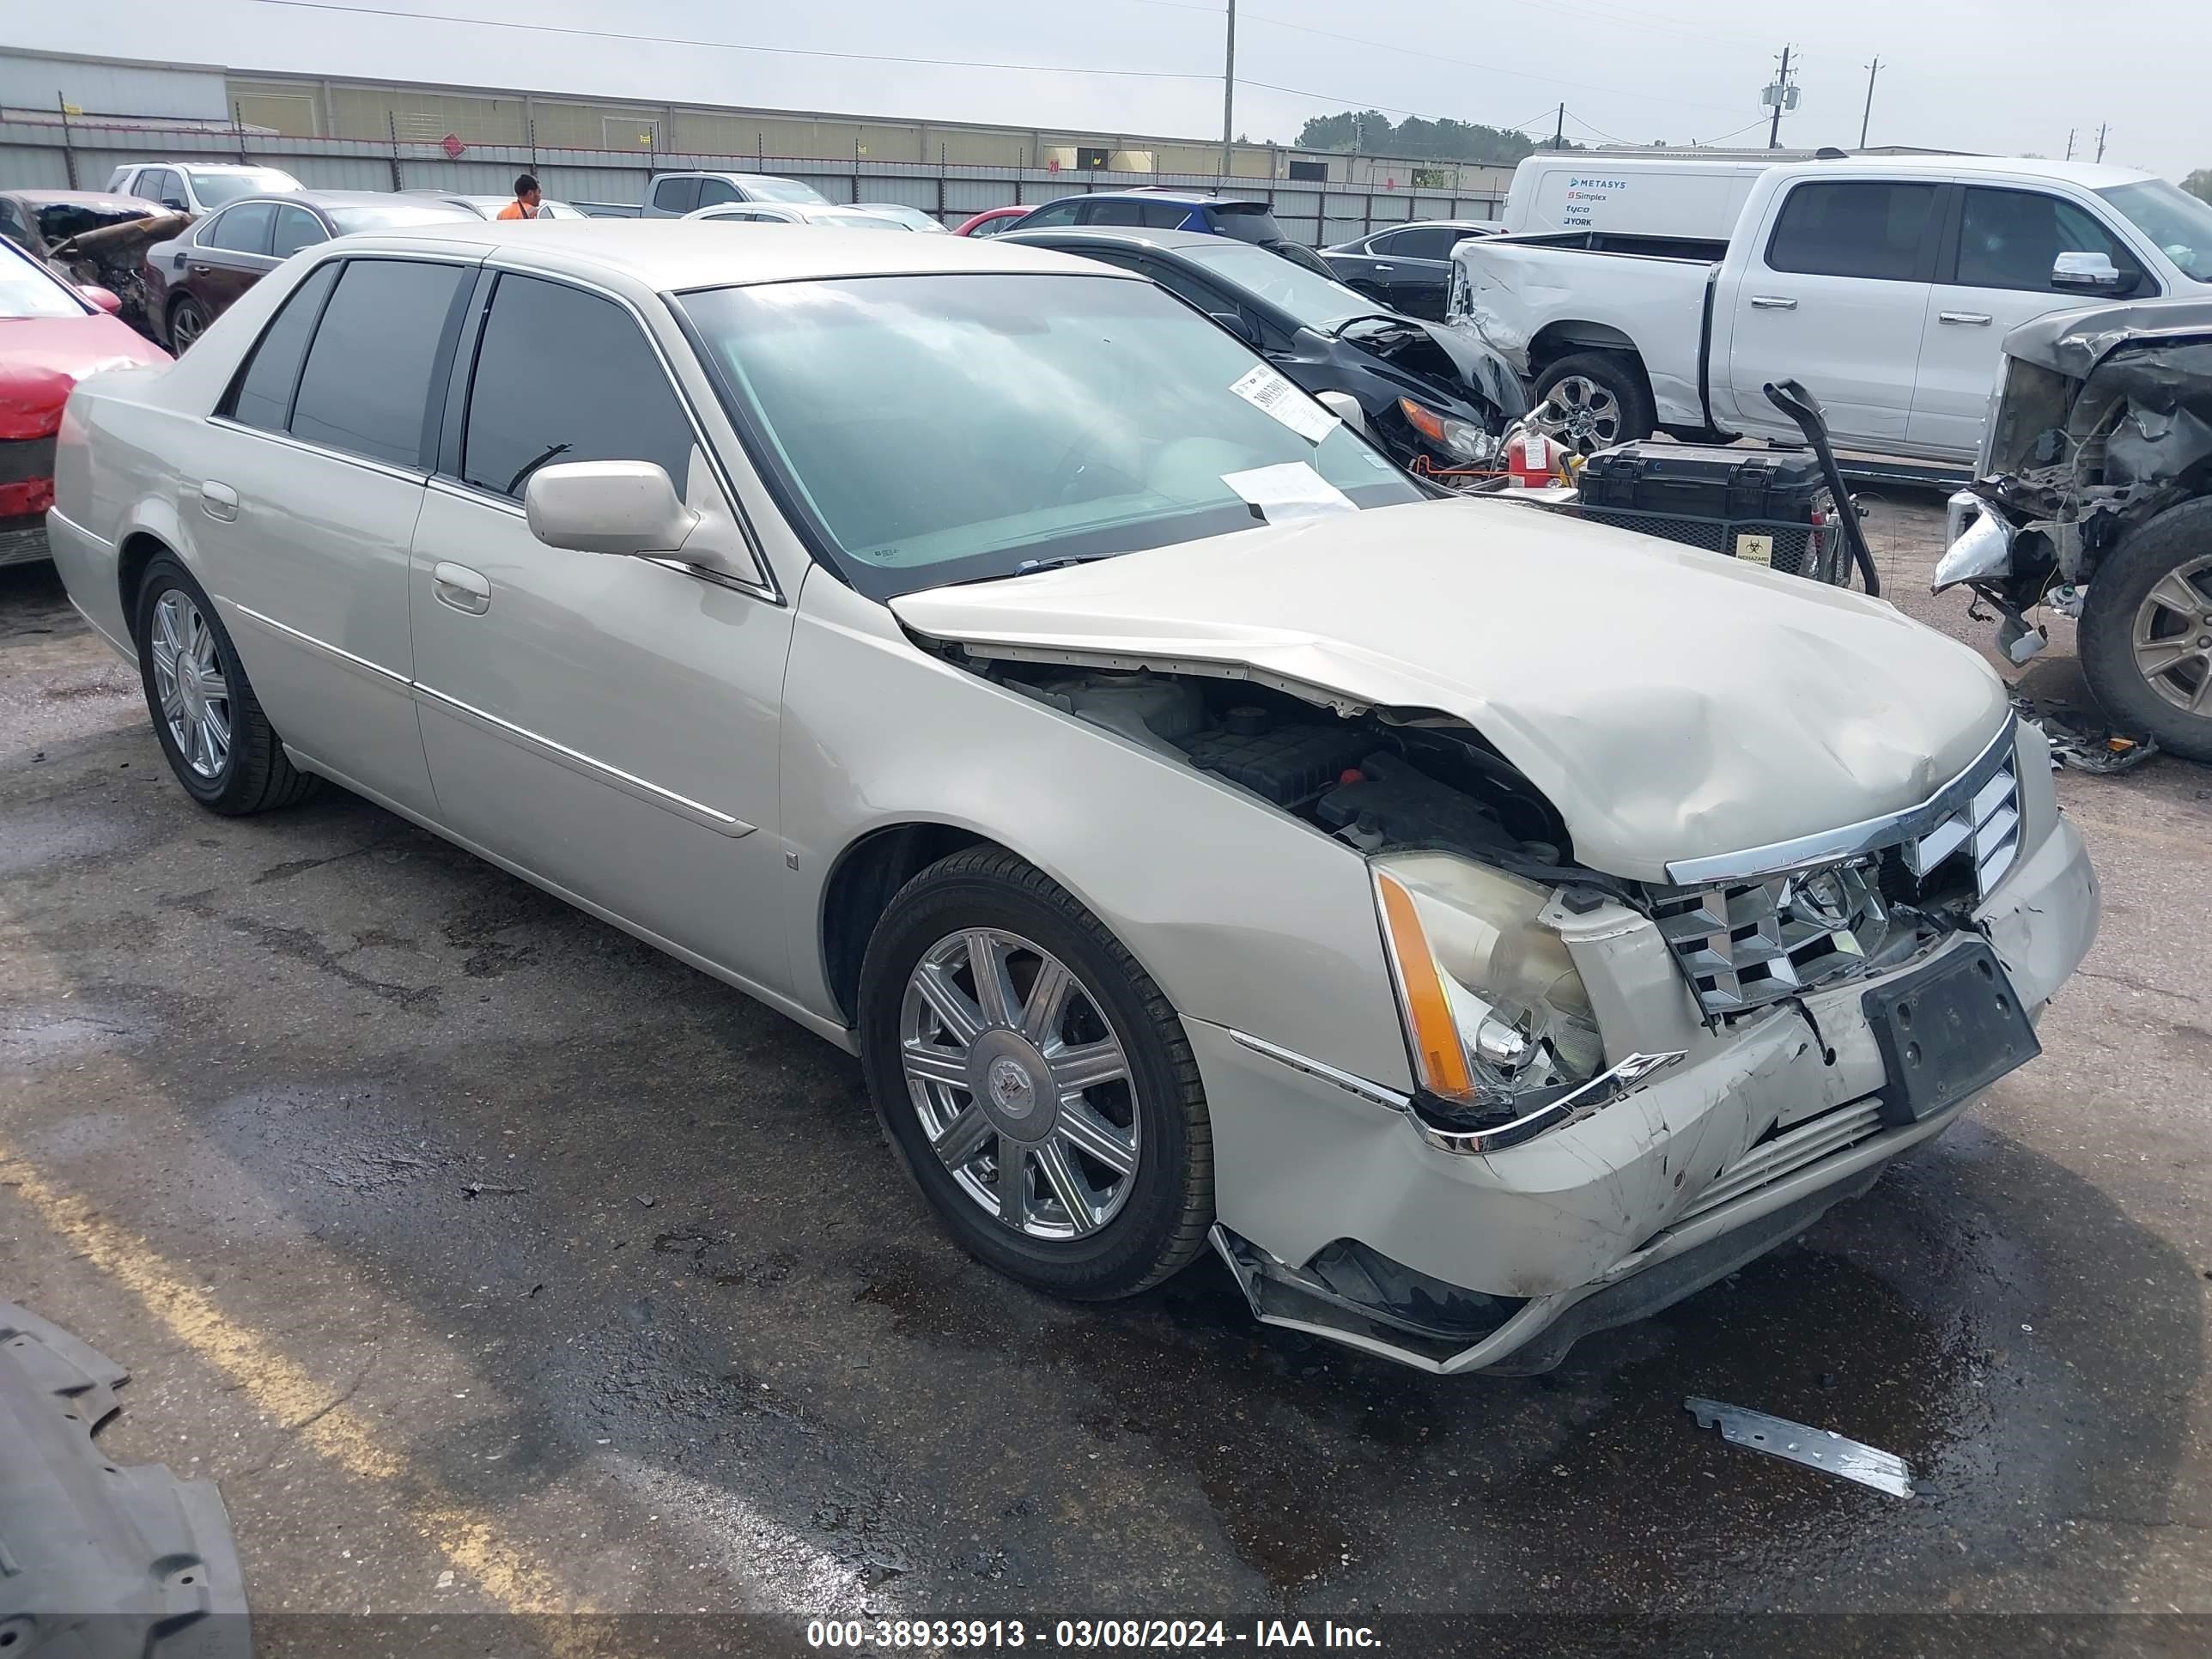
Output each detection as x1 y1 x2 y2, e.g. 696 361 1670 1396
2 497 2207 1654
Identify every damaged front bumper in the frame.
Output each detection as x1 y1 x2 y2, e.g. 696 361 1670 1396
1194 741 2099 1375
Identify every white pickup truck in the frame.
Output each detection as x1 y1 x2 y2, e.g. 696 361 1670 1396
1451 154 2212 464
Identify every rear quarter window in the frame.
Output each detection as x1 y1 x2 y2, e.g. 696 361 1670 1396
223 260 342 433
1764 180 1939 282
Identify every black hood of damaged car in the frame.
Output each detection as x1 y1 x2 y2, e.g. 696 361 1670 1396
2004 296 2212 378
1332 314 1528 422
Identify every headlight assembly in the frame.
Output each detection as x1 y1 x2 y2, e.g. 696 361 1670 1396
1371 852 1605 1116
1397 397 1494 463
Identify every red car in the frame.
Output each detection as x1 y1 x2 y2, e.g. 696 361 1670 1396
2 238 169 568
952 205 1030 238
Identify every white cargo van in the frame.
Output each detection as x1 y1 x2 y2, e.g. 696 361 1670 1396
1501 155 1788 244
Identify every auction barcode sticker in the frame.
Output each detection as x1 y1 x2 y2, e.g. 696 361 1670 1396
1230 365 1338 444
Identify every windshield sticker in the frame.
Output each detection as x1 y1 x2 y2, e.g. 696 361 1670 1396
1222 462 1358 522
1230 364 1339 444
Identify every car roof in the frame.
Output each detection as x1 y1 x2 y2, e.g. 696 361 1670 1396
331 218 1126 288
1 189 157 210
1001 226 1234 254
1047 188 1267 208
657 170 810 184
1778 153 2155 190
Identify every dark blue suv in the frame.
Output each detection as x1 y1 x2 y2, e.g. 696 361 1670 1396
1012 189 1333 275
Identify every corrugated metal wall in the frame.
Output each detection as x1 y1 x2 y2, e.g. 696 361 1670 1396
0 52 228 123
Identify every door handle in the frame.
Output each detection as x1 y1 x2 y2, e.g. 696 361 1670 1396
1373 262 1395 271
433 561 491 615
1938 311 1994 325
201 480 238 521
1749 295 1798 310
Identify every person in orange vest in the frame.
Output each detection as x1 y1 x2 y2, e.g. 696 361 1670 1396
497 174 544 221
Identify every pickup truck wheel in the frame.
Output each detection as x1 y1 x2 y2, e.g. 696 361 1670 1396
2081 499 2212 763
1534 352 1654 455
858 848 1213 1302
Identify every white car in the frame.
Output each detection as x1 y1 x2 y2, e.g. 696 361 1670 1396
45 223 2100 1373
105 162 303 218
684 203 911 230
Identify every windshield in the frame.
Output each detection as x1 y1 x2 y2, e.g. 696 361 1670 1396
1181 240 1378 331
189 169 299 209
680 273 1419 599
325 200 481 234
2096 179 2212 283
0 252 88 319
747 177 830 204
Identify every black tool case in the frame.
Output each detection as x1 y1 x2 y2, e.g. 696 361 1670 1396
1575 442 1835 577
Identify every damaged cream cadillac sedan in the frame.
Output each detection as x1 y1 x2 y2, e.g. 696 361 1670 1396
48 224 2100 1372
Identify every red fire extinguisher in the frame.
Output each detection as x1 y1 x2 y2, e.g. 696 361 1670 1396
1506 432 1559 488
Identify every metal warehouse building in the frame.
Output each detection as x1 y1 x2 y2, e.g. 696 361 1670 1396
0 46 1517 241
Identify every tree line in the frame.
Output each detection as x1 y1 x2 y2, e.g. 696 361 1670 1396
1293 111 1578 165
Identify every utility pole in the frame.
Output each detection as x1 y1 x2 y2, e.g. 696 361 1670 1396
1552 102 1565 151
2095 122 2108 162
1858 58 1880 149
2064 128 2076 161
1219 0 1237 179
1766 45 1796 149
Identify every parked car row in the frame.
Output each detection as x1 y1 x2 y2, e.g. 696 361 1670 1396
39 218 2100 1376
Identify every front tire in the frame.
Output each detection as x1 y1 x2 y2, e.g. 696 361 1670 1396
2079 499 2212 763
1533 350 1654 455
857 848 1213 1301
133 556 319 814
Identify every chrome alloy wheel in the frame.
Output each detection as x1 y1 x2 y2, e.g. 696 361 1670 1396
900 928 1139 1241
1550 374 1623 455
149 590 232 778
2130 553 2212 717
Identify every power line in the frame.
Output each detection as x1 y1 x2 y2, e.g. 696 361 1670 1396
1561 109 1635 147
243 0 1218 81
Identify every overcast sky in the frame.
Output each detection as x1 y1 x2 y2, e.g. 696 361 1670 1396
18 0 2209 178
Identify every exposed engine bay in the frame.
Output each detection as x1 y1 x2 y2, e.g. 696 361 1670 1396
974 654 1986 1125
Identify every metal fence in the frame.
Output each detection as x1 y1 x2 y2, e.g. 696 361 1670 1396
0 114 1505 242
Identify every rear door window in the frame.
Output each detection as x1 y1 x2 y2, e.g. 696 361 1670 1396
653 177 702 214
289 258 468 467
1954 187 2146 293
1020 200 1083 228
202 200 276 255
459 273 699 501
1375 226 1457 259
224 259 341 433
1765 180 1939 281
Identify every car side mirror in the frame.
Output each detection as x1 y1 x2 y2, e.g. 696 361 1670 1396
1315 390 1365 432
2051 251 2131 295
77 284 122 314
1210 311 1260 346
163 198 188 213
525 461 699 556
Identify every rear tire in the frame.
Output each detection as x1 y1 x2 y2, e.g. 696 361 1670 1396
132 556 319 814
2080 499 2212 762
167 295 210 352
1534 350 1655 455
857 848 1212 1302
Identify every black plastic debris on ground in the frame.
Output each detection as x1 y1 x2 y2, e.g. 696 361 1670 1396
0 1302 252 1656
2012 695 2160 775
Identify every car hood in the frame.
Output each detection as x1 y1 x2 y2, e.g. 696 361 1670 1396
0 314 169 439
890 499 2009 882
2002 295 2212 379
1333 316 1528 420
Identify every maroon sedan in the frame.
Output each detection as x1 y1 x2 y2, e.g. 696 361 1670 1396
1 237 168 568
143 190 477 350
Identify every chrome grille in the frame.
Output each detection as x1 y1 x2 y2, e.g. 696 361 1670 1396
1650 861 1889 1015
1652 727 2022 1019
